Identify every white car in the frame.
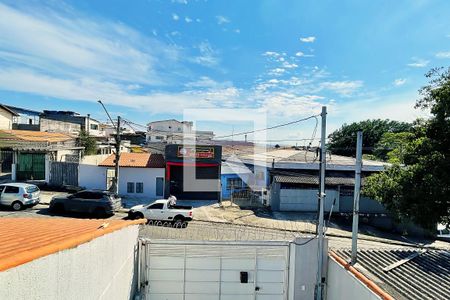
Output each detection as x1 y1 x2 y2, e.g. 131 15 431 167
0 183 40 211
128 199 193 224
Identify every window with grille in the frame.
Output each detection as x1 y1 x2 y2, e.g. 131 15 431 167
127 182 135 193
136 182 144 193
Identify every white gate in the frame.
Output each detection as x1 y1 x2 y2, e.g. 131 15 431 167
138 240 290 300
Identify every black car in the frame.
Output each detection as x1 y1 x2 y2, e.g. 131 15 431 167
49 190 122 217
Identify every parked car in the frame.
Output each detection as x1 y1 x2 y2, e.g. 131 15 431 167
0 183 40 211
128 199 193 225
50 190 121 217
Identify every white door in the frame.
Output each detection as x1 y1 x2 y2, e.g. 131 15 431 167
141 241 289 300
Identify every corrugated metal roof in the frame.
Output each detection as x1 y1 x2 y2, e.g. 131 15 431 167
0 218 145 271
99 152 165 168
273 175 356 186
336 249 450 300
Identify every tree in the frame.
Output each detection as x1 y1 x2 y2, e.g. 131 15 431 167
373 131 414 163
364 67 450 231
328 119 412 157
78 130 98 155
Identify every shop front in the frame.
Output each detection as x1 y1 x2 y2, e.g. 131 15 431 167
165 144 222 200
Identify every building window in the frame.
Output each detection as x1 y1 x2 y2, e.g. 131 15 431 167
90 124 99 130
155 136 164 140
227 178 242 190
127 182 135 193
136 182 144 193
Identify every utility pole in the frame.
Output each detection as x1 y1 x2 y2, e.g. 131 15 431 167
114 116 121 194
351 130 363 265
98 100 121 194
316 106 327 300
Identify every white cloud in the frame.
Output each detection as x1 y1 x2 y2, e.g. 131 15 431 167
268 68 286 76
300 36 316 43
191 41 220 67
216 15 230 25
259 93 325 117
172 0 188 4
407 57 429 68
170 31 180 36
185 76 232 89
394 78 406 86
321 80 363 95
436 51 450 58
185 17 192 23
235 29 240 34
196 18 201 22
282 61 298 69
0 3 181 85
263 51 280 57
295 51 304 57
172 13 179 21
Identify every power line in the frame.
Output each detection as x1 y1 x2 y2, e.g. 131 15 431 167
214 114 320 139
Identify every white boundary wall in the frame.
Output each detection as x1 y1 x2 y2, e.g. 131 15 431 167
0 225 140 300
326 256 381 300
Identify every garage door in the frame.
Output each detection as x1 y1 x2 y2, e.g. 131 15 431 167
140 241 290 300
279 189 339 212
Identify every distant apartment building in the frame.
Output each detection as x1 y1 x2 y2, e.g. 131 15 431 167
40 110 105 138
146 119 214 144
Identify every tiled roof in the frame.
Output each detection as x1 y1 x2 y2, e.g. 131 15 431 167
99 152 165 168
0 129 73 143
334 249 450 300
0 218 145 271
273 174 359 186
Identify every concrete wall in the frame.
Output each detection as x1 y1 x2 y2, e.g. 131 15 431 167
0 225 140 300
326 256 381 300
40 117 81 136
0 107 13 129
288 237 328 300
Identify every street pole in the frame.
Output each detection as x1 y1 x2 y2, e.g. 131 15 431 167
114 116 121 194
316 106 327 300
97 100 121 195
351 130 363 265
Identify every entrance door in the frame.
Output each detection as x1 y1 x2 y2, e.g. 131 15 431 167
141 241 289 300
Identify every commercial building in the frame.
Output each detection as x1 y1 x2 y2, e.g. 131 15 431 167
165 144 222 200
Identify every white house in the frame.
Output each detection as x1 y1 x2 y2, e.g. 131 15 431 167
146 119 214 144
79 152 165 201
0 104 18 130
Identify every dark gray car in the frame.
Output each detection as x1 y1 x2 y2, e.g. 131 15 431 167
49 190 121 217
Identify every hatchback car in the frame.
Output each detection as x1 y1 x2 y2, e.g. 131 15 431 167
0 183 40 211
49 190 121 217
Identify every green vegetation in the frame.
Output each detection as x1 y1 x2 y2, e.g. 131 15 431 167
328 119 412 157
78 130 97 155
364 67 450 230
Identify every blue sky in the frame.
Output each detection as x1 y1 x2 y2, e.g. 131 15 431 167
0 0 449 143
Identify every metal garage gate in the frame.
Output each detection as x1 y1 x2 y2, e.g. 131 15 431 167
139 240 290 300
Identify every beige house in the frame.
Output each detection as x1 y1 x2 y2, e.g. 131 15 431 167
0 105 18 130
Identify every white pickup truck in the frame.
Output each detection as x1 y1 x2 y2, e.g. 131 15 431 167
128 199 193 224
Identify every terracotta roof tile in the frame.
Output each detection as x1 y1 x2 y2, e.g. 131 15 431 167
0 130 73 143
0 218 146 271
99 152 165 168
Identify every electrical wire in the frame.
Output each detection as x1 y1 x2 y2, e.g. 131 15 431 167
214 114 320 139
